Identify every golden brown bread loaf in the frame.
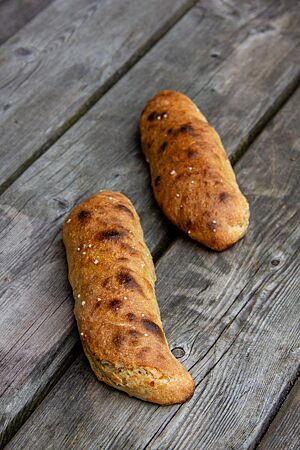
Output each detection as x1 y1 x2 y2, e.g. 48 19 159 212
140 90 250 251
63 191 194 404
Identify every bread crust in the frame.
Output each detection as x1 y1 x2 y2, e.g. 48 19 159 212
63 191 194 404
140 90 250 251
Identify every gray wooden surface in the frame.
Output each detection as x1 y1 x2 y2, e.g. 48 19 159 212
0 0 54 45
6 84 300 450
0 0 198 192
1 1 299 445
0 0 299 448
258 378 300 450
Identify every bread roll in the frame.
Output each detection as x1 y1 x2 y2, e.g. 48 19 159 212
63 191 194 404
140 91 249 251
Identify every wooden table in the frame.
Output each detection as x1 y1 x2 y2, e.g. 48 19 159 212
1 0 299 448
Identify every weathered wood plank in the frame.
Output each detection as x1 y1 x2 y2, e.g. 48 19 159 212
6 82 300 450
0 0 54 45
258 378 300 450
1 0 300 445
0 0 199 192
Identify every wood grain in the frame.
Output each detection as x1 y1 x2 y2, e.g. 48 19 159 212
0 0 54 45
1 0 300 446
0 0 199 192
258 378 300 450
6 77 300 450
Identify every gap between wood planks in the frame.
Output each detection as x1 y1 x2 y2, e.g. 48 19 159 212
0 0 199 196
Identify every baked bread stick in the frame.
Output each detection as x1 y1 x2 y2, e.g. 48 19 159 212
63 191 194 404
140 91 250 251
